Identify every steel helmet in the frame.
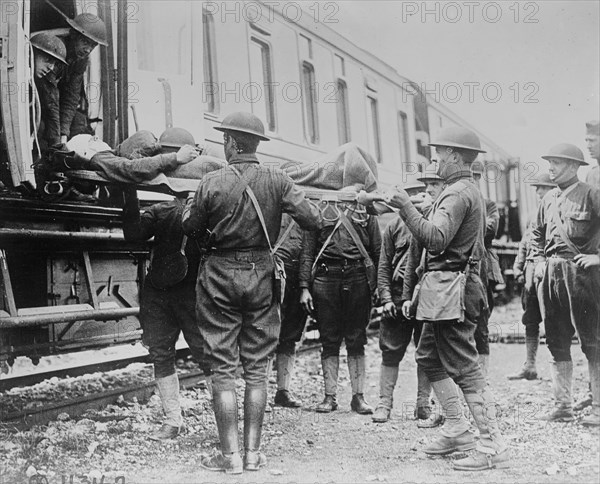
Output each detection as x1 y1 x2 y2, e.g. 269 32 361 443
31 32 67 65
529 172 555 188
541 143 587 165
66 13 108 46
403 174 426 192
429 126 486 153
159 127 196 149
417 163 443 182
214 112 270 141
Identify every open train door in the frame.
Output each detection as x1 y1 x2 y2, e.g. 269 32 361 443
0 0 34 188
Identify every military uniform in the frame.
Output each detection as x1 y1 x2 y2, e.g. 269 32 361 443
299 203 381 414
273 215 307 407
374 216 433 422
531 177 600 420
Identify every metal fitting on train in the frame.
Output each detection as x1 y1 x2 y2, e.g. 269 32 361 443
66 13 109 46
429 126 486 153
30 32 68 65
159 127 196 149
541 143 587 165
214 112 271 141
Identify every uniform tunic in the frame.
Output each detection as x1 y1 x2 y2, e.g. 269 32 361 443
531 177 600 362
299 205 381 358
122 196 208 378
394 171 488 393
182 153 321 391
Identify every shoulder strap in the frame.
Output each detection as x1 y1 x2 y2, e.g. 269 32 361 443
339 210 374 267
273 220 296 254
229 165 274 252
312 217 343 272
550 190 581 255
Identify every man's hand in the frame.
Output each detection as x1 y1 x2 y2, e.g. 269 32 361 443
386 188 411 209
411 192 432 213
574 253 600 269
357 190 385 206
300 288 314 315
382 302 396 319
176 145 200 164
402 300 412 320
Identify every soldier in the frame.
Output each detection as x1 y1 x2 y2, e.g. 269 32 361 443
110 128 202 440
531 143 600 426
373 172 440 427
273 215 307 408
471 161 504 379
299 189 381 416
182 112 322 473
508 172 555 380
585 120 599 186
387 126 509 471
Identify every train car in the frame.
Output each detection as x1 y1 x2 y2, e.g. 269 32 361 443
0 0 519 370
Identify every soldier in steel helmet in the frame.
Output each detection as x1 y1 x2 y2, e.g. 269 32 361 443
182 112 322 474
114 128 207 441
531 143 600 426
373 172 440 428
385 126 509 471
507 172 555 381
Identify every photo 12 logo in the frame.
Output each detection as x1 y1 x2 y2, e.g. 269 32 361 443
400 1 540 24
203 1 339 24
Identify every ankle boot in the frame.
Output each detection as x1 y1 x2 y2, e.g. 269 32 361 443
316 356 339 413
201 388 242 474
151 373 182 440
507 336 539 380
274 353 301 408
539 361 574 421
454 388 510 471
372 365 398 423
581 360 600 427
348 355 373 414
424 378 472 455
244 385 268 470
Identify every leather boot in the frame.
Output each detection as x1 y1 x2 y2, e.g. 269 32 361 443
539 361 574 422
244 385 268 470
348 355 373 414
424 378 474 455
274 353 301 408
454 388 510 471
478 354 490 382
581 360 600 427
316 356 339 413
372 365 398 423
200 389 242 474
151 374 182 441
507 336 539 380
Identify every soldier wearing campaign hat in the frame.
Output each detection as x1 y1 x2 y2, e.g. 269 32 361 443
531 143 600 426
508 172 555 381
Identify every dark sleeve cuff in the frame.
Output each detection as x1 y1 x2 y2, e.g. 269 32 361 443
160 153 179 171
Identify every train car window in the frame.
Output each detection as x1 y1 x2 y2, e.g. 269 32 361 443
203 9 218 114
300 34 313 60
301 62 319 144
336 80 350 144
366 94 382 163
135 2 192 79
249 37 276 132
398 111 410 165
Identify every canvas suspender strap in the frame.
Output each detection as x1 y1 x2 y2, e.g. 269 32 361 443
338 210 374 267
228 165 274 252
273 220 296 255
179 236 188 255
550 185 581 255
311 216 344 273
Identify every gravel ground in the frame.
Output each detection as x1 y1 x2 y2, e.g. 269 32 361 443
1 299 599 484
